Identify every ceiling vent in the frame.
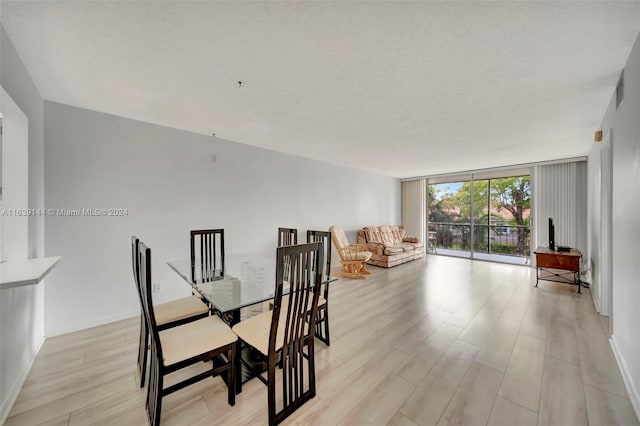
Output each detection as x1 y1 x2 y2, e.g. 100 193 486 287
616 70 624 109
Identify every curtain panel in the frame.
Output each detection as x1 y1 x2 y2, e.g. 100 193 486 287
401 179 427 244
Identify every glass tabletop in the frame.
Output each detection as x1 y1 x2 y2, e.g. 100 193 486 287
167 254 336 314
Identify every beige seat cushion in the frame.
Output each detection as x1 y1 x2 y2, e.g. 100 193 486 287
317 295 326 307
155 295 209 326
160 315 237 366
398 243 416 252
383 246 404 255
232 306 311 356
355 251 372 261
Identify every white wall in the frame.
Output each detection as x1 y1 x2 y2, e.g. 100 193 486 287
0 27 45 258
0 25 46 423
0 86 35 425
0 88 28 260
43 101 401 336
587 140 603 312
587 132 613 316
599 31 640 418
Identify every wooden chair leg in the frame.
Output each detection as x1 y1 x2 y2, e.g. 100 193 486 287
146 355 162 426
228 342 236 406
324 308 331 346
316 307 330 346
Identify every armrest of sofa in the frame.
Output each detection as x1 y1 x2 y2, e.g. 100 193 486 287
366 242 384 256
357 230 367 245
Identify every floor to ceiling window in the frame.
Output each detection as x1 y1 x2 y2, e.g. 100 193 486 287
427 170 531 265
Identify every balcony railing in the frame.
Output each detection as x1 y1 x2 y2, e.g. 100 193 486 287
428 222 531 258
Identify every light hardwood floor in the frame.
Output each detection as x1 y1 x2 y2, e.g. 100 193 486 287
6 255 639 426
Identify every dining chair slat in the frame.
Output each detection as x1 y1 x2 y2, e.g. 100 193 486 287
306 230 332 346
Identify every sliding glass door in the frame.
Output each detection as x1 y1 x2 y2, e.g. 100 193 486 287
427 171 531 264
427 176 472 258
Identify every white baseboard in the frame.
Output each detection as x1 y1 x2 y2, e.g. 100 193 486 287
45 309 139 337
0 335 46 425
610 335 640 420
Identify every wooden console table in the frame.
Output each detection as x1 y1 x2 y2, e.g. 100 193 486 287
534 247 582 293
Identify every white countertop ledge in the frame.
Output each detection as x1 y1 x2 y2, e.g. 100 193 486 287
0 257 62 290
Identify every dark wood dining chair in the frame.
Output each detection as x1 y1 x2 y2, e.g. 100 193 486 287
190 229 225 282
137 240 238 426
131 236 209 388
277 227 298 247
232 242 323 426
306 230 332 346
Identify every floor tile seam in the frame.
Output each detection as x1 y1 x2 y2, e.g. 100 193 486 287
67 383 146 426
397 341 459 426
546 352 582 368
14 366 137 416
331 358 411 426
337 373 417 426
583 383 633 402
499 394 540 416
580 372 630 400
432 360 487 426
541 354 590 424
8 372 137 423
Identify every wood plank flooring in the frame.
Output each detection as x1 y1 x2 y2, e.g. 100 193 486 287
6 255 639 425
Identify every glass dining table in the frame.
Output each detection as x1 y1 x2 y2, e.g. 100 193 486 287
167 254 336 392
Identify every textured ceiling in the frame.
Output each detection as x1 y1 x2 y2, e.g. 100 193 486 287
2 1 639 178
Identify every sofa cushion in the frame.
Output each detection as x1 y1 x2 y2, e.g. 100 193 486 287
383 245 404 255
379 226 396 245
364 227 382 243
390 226 404 244
397 243 417 252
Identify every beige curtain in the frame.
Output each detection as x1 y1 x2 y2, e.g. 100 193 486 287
401 179 426 243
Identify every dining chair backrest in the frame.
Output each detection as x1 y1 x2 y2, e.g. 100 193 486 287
306 230 332 278
306 230 333 346
138 241 165 371
132 235 152 388
269 241 323 424
190 229 225 282
277 227 298 247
